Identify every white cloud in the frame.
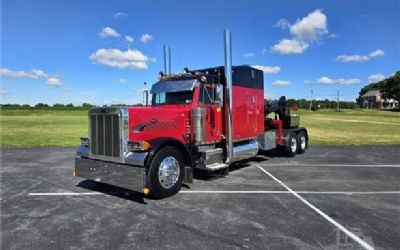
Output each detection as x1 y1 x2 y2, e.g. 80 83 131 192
118 78 128 84
46 77 62 87
0 88 9 96
125 35 134 43
31 69 47 78
290 9 328 41
274 19 290 29
0 67 64 88
271 39 309 55
339 78 361 85
336 49 385 62
0 68 48 78
252 65 281 74
368 74 386 83
317 76 335 84
89 48 149 70
271 9 329 55
328 33 337 38
317 76 361 85
99 26 120 38
369 49 385 57
272 80 291 87
114 12 128 19
244 52 255 58
140 33 153 43
336 54 369 62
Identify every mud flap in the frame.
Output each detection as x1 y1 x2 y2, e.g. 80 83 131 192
183 166 193 183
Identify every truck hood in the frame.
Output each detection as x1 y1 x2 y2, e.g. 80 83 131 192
128 105 191 143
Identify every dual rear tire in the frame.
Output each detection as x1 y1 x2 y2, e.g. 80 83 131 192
283 131 307 157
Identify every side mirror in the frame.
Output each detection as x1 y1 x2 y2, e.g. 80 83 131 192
215 84 224 108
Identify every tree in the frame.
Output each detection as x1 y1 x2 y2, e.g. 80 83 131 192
53 103 65 108
81 103 93 109
35 103 49 108
357 71 400 105
381 71 400 103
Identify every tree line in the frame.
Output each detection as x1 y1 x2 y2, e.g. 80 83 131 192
1 99 359 111
284 99 358 110
0 103 145 110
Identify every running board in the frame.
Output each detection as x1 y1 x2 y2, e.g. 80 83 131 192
204 163 229 171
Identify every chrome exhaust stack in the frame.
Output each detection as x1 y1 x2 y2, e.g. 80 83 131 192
223 29 234 164
163 44 171 75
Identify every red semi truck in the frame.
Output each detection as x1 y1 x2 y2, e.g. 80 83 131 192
74 30 308 198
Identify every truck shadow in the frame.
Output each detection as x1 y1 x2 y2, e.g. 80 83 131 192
76 150 279 200
76 180 147 204
191 160 252 182
252 149 293 162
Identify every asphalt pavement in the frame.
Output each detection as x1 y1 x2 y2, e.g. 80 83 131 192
1 145 400 249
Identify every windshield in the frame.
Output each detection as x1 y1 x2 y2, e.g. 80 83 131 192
151 91 193 105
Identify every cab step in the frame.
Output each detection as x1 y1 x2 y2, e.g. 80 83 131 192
204 163 229 171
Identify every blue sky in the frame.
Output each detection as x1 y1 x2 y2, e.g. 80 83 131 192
1 0 399 105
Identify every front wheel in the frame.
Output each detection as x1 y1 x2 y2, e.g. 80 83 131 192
147 146 184 198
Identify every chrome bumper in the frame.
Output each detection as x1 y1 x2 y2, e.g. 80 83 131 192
75 146 147 192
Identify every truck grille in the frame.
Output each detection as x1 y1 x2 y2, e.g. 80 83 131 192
90 114 120 157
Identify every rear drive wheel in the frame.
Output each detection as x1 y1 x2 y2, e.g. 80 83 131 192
297 131 307 154
147 146 184 198
285 133 297 157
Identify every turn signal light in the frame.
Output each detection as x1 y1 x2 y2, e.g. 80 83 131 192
128 140 151 152
143 187 150 195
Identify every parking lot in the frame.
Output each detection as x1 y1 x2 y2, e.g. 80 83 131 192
1 146 399 249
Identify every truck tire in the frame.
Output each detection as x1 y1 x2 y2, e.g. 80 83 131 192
147 146 184 198
285 132 297 157
297 131 307 154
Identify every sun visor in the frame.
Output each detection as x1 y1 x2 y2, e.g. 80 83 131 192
150 79 199 94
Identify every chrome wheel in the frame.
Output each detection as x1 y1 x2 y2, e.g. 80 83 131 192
158 156 180 189
300 135 306 150
290 136 297 153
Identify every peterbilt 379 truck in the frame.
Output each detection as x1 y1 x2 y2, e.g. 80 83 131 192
74 30 308 198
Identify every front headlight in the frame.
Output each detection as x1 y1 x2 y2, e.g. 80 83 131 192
80 137 89 146
127 140 151 152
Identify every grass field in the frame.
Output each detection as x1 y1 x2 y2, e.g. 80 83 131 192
1 109 399 147
295 109 400 145
0 110 88 147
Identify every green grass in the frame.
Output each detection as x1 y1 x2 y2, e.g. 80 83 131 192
1 109 399 147
0 109 88 147
294 109 400 145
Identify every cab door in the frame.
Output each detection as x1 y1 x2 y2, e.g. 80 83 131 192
199 84 222 143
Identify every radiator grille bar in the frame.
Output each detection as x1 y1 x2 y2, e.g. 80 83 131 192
90 114 120 157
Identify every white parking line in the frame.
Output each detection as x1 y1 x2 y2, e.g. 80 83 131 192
256 165 374 250
28 191 400 196
179 190 400 194
257 163 400 168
